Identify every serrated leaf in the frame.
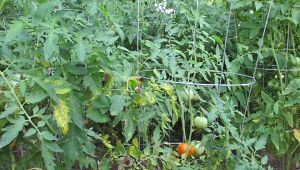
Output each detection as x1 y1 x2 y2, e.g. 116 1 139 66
0 104 18 119
290 8 300 25
86 110 109 123
273 101 280 115
0 116 25 149
75 40 87 62
41 141 56 170
255 134 268 151
261 155 268 165
284 79 300 95
151 126 161 144
140 110 156 122
110 95 125 116
232 0 253 9
124 115 136 142
255 2 263 11
284 112 294 127
63 126 82 168
24 128 36 137
5 21 23 43
41 131 57 141
99 158 111 170
293 129 300 143
44 141 63 152
113 22 124 41
19 81 26 97
38 121 46 127
33 77 59 103
270 131 280 151
244 138 256 147
44 32 59 61
261 91 274 104
69 94 83 129
25 89 47 104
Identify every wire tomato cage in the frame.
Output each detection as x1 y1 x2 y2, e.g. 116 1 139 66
133 0 273 157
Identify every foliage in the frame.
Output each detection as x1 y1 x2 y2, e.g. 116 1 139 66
0 0 299 169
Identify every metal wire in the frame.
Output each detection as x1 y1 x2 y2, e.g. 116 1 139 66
242 65 300 72
243 3 272 115
140 71 256 87
242 2 273 128
217 0 233 93
136 0 142 150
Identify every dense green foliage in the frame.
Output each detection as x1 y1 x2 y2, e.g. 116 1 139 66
0 0 299 169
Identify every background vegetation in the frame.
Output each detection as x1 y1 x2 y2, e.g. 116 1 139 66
0 0 299 169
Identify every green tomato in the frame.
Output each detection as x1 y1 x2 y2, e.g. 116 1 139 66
267 80 280 89
290 67 300 77
194 143 205 156
255 72 263 80
194 116 208 129
267 80 274 89
180 88 198 102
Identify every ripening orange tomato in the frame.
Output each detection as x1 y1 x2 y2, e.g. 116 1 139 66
177 143 195 157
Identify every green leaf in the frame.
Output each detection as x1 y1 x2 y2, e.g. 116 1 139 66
24 128 36 137
99 158 111 170
273 101 280 115
211 35 224 46
261 155 268 165
289 8 300 25
5 21 23 43
270 131 280 151
44 141 63 152
83 75 97 93
244 138 256 147
151 126 161 144
86 110 109 123
261 91 274 104
123 113 136 142
63 126 82 168
41 140 56 170
75 40 87 62
33 77 59 103
41 131 57 141
0 116 25 149
284 79 300 95
113 22 124 41
69 94 84 129
140 110 156 122
284 91 300 107
283 112 293 127
110 95 125 116
254 134 268 151
255 2 263 11
96 31 119 45
0 104 18 119
25 88 47 104
232 0 253 9
43 32 59 61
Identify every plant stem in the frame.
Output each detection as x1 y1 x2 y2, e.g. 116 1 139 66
0 71 41 137
291 143 299 156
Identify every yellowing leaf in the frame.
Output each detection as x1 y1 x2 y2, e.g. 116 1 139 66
160 83 174 96
53 99 70 135
293 129 300 143
56 88 71 95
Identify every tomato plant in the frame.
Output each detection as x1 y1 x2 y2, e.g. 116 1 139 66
0 0 299 169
